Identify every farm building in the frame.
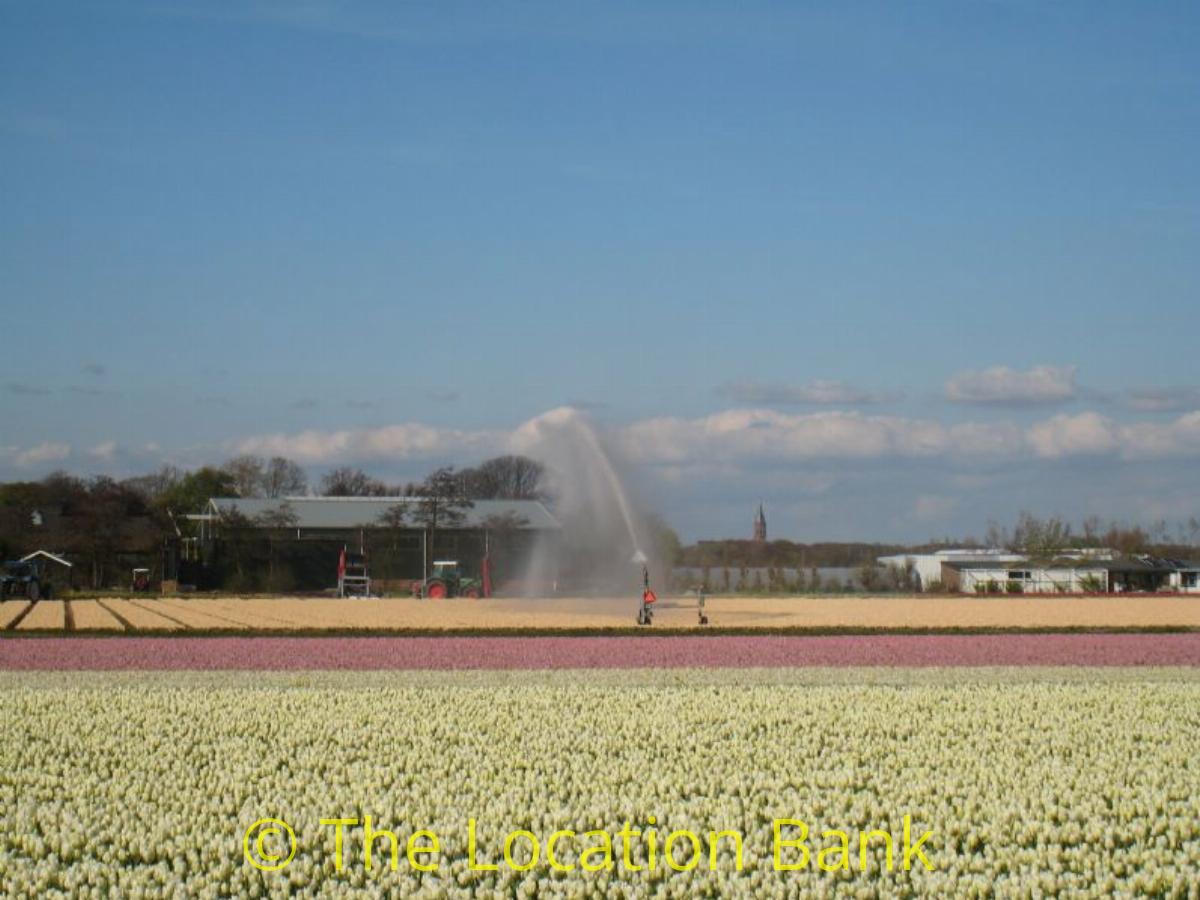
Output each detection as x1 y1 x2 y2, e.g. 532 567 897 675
877 549 1026 590
942 560 1110 594
196 496 562 593
1166 561 1200 594
941 556 1195 594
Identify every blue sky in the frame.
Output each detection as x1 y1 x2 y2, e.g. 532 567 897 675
1 1 1198 542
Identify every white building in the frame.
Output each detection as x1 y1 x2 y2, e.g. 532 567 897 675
941 556 1195 594
1167 562 1200 594
877 549 1025 591
941 561 1110 594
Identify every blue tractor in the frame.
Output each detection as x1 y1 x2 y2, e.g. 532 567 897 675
0 559 51 601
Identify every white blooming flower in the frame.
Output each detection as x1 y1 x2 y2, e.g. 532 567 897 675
0 669 1198 897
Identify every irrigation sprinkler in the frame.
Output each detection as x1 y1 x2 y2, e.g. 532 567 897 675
634 553 656 626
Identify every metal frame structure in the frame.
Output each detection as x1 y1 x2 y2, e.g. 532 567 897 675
337 547 371 598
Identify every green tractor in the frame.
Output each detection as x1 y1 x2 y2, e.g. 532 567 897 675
414 560 484 599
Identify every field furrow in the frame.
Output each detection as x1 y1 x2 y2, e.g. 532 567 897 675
69 600 124 631
154 598 266 629
0 601 32 630
98 599 187 631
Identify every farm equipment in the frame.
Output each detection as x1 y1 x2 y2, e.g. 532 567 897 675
337 547 371 598
131 568 152 592
415 560 484 599
1 559 51 601
637 565 656 626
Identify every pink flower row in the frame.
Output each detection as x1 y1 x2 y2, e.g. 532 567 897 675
1 633 1199 670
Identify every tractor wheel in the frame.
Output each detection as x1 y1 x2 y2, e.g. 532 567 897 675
28 581 40 602
463 586 480 600
425 579 447 600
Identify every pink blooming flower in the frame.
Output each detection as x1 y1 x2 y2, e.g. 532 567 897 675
1 633 1198 671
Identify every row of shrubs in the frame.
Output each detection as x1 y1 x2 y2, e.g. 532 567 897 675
973 575 1106 594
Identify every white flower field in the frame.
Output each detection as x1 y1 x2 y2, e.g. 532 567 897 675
1 669 1198 898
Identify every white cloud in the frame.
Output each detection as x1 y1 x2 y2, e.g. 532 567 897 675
945 364 1077 406
233 423 499 464
617 409 954 465
1123 386 1200 413
1116 412 1200 460
218 406 1200 476
618 407 1200 468
717 379 902 405
1026 411 1200 460
89 440 117 461
10 442 72 467
1026 412 1119 458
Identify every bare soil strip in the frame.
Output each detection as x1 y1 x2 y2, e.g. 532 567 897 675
7 595 1200 634
73 600 125 631
130 594 1200 632
15 601 63 631
201 598 303 628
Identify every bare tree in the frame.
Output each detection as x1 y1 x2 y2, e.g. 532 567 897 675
263 457 307 498
1011 512 1072 558
377 503 409 549
224 455 265 498
984 519 1009 550
459 455 546 500
321 467 389 497
255 502 299 588
123 465 182 502
216 506 254 587
410 467 474 575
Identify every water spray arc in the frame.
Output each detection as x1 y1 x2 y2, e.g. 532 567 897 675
573 419 644 561
511 407 650 598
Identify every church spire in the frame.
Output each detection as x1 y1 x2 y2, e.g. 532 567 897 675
753 502 767 542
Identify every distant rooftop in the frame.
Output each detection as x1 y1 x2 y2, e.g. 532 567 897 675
207 497 561 531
